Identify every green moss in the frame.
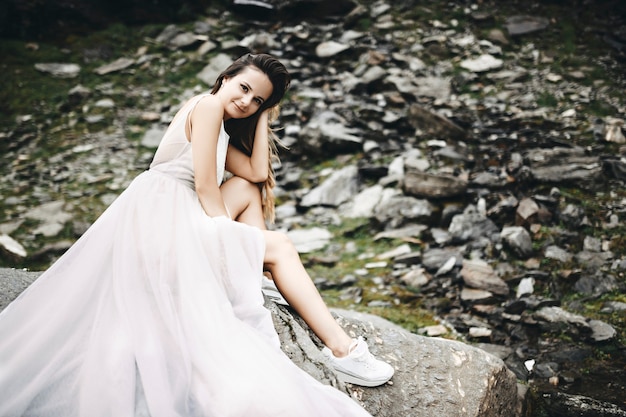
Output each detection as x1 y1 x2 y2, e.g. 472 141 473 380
320 284 438 334
557 19 577 56
355 18 373 32
585 99 617 118
295 217 437 334
536 92 559 108
370 304 438 333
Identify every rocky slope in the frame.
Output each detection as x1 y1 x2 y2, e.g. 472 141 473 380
1 0 625 415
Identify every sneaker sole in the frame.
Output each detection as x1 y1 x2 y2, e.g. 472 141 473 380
333 369 393 387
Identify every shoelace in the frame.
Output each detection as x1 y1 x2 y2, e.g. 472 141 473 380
347 338 360 355
347 339 380 368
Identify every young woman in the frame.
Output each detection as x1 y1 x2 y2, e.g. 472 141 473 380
0 53 392 417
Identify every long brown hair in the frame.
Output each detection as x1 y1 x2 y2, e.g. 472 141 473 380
211 53 291 223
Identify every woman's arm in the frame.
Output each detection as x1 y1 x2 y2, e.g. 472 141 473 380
225 109 270 183
190 95 230 218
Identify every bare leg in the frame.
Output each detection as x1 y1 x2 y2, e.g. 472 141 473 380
220 176 267 229
221 176 353 357
262 230 353 356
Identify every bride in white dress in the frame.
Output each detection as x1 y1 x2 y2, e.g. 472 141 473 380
0 53 393 417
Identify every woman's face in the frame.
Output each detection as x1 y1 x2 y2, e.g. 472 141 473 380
217 67 273 120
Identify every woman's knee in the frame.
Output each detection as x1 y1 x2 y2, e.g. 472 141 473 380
223 176 261 196
221 176 262 217
264 230 298 264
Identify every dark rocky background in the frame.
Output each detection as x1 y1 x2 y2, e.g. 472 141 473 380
1 0 625 416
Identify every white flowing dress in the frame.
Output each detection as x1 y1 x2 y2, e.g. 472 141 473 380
0 94 373 417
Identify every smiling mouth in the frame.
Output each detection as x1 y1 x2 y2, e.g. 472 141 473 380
234 103 246 113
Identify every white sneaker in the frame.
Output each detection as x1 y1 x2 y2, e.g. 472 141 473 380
322 336 394 387
261 275 289 306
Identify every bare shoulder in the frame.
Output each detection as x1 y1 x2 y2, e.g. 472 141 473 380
186 95 224 143
192 94 223 115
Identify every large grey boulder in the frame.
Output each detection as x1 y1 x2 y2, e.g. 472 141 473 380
271 304 519 417
0 268 519 416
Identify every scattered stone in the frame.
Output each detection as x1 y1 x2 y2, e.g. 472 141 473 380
516 198 539 225
141 126 166 148
526 147 603 185
403 171 467 199
300 165 359 207
376 244 411 260
533 362 559 378
469 327 492 338
168 32 205 50
539 392 626 417
24 201 73 238
197 53 233 86
460 258 509 296
34 63 81 78
389 251 421 268
299 110 363 154
95 98 115 108
0 235 26 259
501 226 533 258
604 119 626 144
504 15 550 36
448 205 499 243
373 224 428 241
374 195 434 229
600 301 626 313
516 277 535 298
68 84 92 102
341 185 385 218
460 54 504 72
588 320 617 342
286 227 332 253
544 245 573 263
155 24 183 44
435 255 457 276
400 267 431 288
574 273 619 296
422 248 463 272
315 41 349 58
85 115 105 124
487 29 508 45
461 287 494 302
407 104 467 140
94 57 135 75
534 306 591 335
420 324 448 337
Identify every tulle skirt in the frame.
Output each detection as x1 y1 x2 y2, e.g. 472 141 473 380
0 170 371 417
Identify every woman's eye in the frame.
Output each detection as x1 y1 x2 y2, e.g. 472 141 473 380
254 98 262 105
241 84 249 92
